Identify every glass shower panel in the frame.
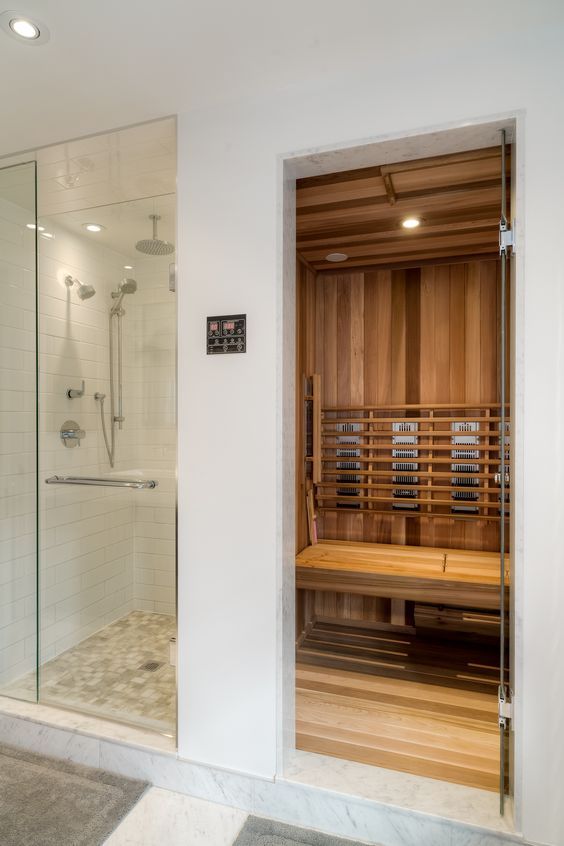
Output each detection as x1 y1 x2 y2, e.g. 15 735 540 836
0 162 38 703
37 193 177 735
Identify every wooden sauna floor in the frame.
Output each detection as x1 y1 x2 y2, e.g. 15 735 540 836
296 663 499 791
297 618 504 694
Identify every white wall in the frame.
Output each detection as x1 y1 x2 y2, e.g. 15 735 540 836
176 20 564 846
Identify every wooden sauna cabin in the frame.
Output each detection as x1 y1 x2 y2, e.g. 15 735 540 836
294 146 511 792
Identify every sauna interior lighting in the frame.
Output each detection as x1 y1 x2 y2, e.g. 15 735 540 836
402 217 421 229
326 252 348 262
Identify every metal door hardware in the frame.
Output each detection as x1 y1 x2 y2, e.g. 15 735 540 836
60 420 85 448
499 221 515 255
498 685 513 728
66 380 85 399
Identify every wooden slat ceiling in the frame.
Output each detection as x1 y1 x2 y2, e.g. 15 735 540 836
296 146 510 272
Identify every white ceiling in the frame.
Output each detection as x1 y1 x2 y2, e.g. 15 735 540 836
0 1 560 159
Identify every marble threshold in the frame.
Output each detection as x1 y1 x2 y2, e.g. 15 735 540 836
0 695 526 846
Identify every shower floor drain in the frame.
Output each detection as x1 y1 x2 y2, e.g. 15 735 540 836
138 661 163 673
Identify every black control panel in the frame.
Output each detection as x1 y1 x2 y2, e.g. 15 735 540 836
207 314 246 355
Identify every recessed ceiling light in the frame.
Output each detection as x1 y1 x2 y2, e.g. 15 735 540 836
83 223 105 233
123 265 133 270
402 217 421 229
0 11 50 44
26 223 45 232
326 252 348 262
10 17 38 38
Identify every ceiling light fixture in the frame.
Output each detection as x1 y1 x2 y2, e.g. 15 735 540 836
401 217 421 229
40 232 54 240
26 223 45 232
83 223 105 233
123 265 133 270
10 17 38 38
0 11 50 44
325 252 348 262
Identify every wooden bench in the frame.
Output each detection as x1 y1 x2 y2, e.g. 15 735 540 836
296 540 509 610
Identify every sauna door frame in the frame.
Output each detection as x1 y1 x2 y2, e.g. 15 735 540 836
278 114 523 823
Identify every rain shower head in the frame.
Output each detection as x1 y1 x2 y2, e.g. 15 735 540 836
135 214 174 256
65 275 96 300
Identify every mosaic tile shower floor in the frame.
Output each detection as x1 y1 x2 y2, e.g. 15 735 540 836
4 611 176 734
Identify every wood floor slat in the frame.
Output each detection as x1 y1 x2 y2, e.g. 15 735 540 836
296 663 500 792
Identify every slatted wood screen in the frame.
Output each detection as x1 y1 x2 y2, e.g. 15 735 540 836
312 400 510 523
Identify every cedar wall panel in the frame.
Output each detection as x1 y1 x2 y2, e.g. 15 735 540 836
295 258 507 628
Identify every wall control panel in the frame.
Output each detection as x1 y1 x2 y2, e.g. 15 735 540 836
207 314 246 355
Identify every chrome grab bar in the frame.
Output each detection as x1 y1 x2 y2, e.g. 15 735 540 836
45 475 158 490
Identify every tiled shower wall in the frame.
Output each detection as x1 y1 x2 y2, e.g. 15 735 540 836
0 195 37 686
123 257 176 615
1 206 176 685
40 225 177 665
39 221 136 664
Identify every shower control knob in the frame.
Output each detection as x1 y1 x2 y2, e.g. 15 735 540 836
60 420 86 448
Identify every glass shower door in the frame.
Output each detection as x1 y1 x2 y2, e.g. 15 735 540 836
0 161 38 703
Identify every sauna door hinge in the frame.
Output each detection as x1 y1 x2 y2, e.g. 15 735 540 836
498 685 513 728
499 220 515 255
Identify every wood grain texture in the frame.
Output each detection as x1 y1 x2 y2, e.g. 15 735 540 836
297 146 510 272
296 540 508 610
310 260 506 553
296 664 500 791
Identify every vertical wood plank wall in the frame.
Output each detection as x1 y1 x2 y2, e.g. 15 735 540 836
296 257 507 627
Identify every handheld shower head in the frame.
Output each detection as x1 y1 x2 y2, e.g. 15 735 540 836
65 275 96 300
110 277 137 314
135 214 174 256
118 278 137 294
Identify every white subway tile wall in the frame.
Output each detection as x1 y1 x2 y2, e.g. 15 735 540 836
0 186 38 690
0 198 176 688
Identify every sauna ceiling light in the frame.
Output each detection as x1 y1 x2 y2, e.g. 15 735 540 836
0 11 50 43
83 223 105 233
402 217 421 229
326 252 348 262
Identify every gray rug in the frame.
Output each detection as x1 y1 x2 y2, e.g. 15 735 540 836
234 817 374 846
0 742 148 846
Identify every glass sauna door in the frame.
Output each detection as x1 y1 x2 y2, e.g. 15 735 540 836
0 161 38 703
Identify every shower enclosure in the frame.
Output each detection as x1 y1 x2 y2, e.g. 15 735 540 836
0 119 178 738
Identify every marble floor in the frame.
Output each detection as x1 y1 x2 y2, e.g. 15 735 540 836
103 789 248 846
3 611 176 734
